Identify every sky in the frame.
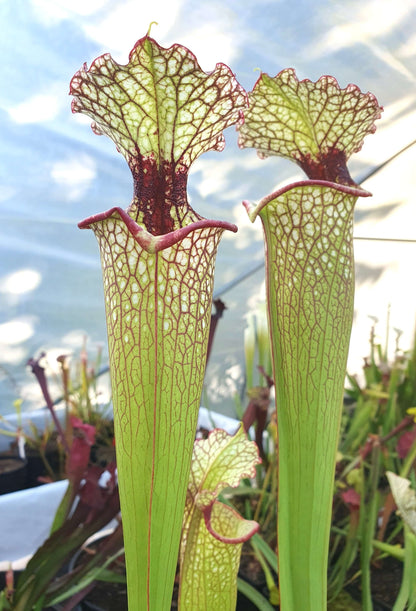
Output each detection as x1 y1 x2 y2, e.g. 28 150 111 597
1 0 416 416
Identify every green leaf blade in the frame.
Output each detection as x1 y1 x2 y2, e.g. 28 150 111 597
179 427 260 610
71 34 246 611
260 184 356 610
238 68 382 183
71 36 247 233
240 68 382 610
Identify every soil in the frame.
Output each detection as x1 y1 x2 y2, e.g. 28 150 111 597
345 555 403 610
80 582 127 610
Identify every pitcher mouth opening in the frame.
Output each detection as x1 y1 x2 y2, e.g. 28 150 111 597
243 179 370 222
79 206 237 254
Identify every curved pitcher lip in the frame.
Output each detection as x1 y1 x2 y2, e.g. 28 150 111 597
79 206 238 254
243 179 370 222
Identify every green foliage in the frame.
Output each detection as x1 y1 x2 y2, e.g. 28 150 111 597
70 33 246 611
0 344 114 483
179 426 260 610
328 324 416 608
239 67 382 610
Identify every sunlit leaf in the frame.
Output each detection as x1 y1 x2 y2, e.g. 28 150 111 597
70 34 246 610
71 35 247 234
189 424 261 509
239 68 382 610
238 68 382 183
387 471 416 535
179 426 260 610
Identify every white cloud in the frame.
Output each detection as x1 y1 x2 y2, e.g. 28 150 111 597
191 153 265 200
0 270 41 296
191 158 234 199
79 1 238 70
175 24 239 71
0 317 36 346
308 0 416 81
0 344 28 366
60 329 89 348
50 154 97 200
8 93 62 124
82 1 183 61
313 0 411 53
71 112 95 127
364 43 416 82
30 0 107 25
397 32 416 59
30 0 239 71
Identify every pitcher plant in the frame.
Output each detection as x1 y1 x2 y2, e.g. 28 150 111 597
70 33 247 610
238 68 382 609
69 30 385 610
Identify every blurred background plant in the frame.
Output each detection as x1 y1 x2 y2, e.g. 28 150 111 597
329 316 416 609
0 432 122 611
0 343 121 610
0 341 114 486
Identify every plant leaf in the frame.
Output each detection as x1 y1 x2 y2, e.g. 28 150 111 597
239 70 382 610
387 471 416 535
250 182 358 610
189 424 261 509
238 68 382 183
71 35 247 234
71 34 246 611
179 426 260 610
203 500 258 543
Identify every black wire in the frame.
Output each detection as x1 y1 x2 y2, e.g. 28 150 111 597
356 138 416 185
213 261 264 299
